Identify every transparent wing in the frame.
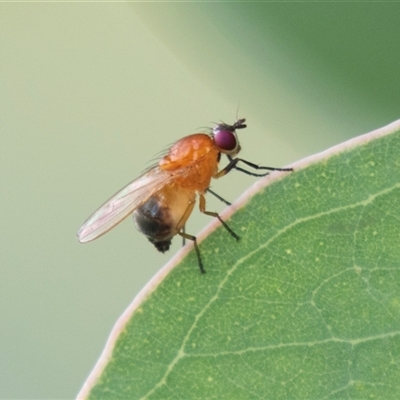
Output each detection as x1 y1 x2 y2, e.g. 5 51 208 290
77 167 171 243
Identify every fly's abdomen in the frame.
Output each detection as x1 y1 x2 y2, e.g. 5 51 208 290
133 186 196 253
133 196 174 252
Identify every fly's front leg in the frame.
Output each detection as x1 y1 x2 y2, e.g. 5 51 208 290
199 194 239 241
215 155 293 178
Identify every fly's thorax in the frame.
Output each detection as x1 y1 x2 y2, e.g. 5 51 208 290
133 184 196 251
159 134 219 192
159 134 218 170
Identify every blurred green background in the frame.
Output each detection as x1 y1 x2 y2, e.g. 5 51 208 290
1 3 399 399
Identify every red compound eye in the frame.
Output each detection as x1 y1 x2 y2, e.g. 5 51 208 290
214 129 238 152
212 118 245 154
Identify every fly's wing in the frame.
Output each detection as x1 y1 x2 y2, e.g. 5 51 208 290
77 167 171 243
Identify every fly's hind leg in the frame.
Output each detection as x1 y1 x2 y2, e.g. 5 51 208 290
178 231 205 274
200 194 239 241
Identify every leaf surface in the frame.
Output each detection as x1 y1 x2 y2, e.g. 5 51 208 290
79 120 400 400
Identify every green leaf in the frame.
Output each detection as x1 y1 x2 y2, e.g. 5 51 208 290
78 120 400 400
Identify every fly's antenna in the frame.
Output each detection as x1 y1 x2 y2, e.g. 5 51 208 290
233 118 246 131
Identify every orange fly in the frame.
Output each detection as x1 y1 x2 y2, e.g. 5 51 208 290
77 118 292 273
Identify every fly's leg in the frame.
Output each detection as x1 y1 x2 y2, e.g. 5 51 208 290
177 200 196 248
199 194 239 241
178 231 205 274
206 188 231 206
181 225 186 246
215 155 293 178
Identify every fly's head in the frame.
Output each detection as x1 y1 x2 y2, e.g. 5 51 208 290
212 118 246 157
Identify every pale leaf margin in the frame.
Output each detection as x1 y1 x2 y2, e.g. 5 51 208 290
77 119 400 399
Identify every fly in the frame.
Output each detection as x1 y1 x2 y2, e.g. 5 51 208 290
77 118 293 273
